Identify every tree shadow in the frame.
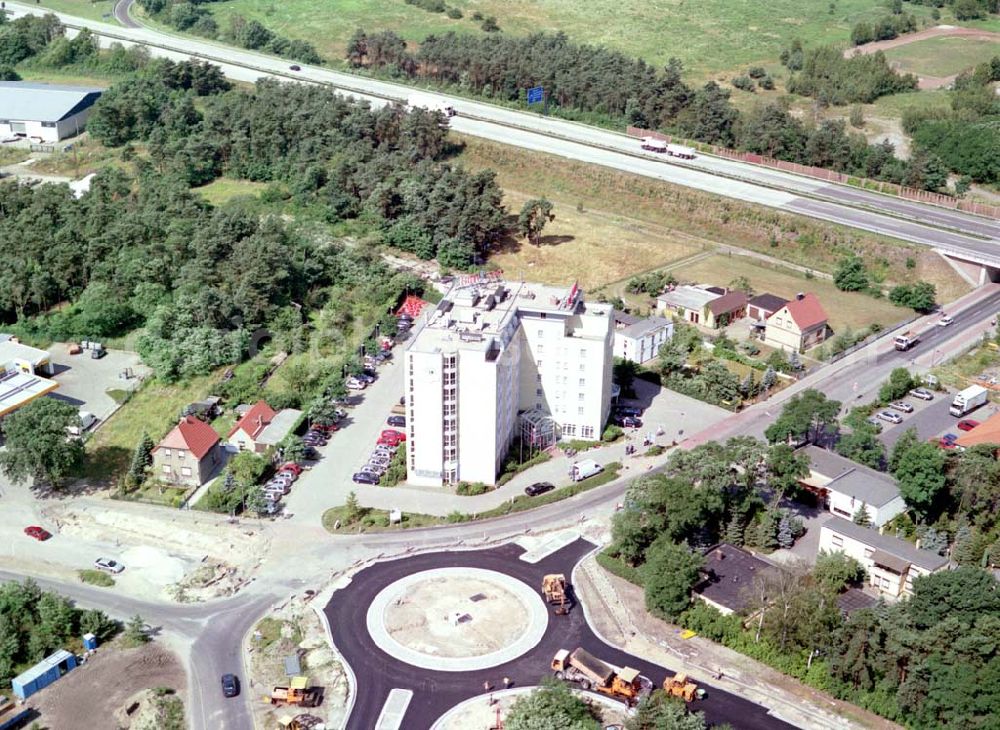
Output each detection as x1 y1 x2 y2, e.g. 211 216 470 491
535 234 575 247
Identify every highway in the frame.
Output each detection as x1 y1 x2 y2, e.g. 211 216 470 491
9 1 1000 263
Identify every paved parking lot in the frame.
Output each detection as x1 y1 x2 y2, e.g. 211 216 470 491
45 343 149 426
876 387 998 449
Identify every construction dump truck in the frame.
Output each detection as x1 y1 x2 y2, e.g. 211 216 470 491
541 574 570 615
266 676 320 708
663 672 704 702
551 648 652 706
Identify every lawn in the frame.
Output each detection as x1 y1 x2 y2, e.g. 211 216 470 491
82 372 221 484
665 254 908 333
34 0 117 23
883 36 1000 77
456 136 968 303
48 0 938 79
194 178 269 206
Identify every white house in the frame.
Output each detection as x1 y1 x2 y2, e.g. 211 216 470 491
404 277 614 487
819 518 950 600
800 445 906 527
612 311 673 364
0 82 103 142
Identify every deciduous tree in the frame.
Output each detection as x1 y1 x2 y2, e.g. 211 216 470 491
0 399 83 488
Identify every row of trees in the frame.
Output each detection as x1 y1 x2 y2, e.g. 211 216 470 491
783 45 918 105
833 255 938 312
911 0 1000 19
344 29 943 189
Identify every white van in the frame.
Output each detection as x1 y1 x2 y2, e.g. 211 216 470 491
570 459 604 482
66 410 97 437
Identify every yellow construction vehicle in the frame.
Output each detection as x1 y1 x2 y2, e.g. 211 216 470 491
551 648 652 706
266 676 320 708
541 574 571 615
663 672 704 702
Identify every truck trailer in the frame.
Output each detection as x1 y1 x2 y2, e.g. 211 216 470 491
551 648 651 706
666 143 696 159
950 385 988 417
407 94 456 117
893 331 919 351
641 137 668 153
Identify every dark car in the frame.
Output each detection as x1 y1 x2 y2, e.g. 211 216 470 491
301 446 320 461
353 472 380 485
221 673 239 698
357 372 377 384
613 415 642 428
289 64 301 71
614 406 643 417
387 415 406 427
525 481 555 497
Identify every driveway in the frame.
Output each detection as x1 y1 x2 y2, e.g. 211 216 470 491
46 342 149 425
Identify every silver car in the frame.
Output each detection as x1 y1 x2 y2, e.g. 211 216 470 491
909 388 934 401
94 557 124 574
877 410 903 424
889 401 914 413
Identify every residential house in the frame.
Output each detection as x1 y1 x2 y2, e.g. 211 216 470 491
819 518 950 600
747 293 788 323
228 400 278 453
254 408 303 452
799 445 906 527
656 285 721 325
152 416 225 487
955 409 1000 449
705 290 748 329
764 293 829 352
612 311 674 364
693 544 776 616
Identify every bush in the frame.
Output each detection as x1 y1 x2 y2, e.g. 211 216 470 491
455 481 492 496
748 66 767 79
446 7 462 19
732 75 755 92
644 445 666 457
602 424 624 442
78 569 115 587
596 548 644 585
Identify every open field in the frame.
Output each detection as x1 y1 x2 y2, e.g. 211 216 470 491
35 0 116 22
455 136 968 302
194 177 269 205
664 254 908 332
44 0 940 78
884 36 1000 77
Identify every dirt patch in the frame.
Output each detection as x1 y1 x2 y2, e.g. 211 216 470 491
384 576 530 658
247 596 349 730
438 689 630 729
25 641 186 730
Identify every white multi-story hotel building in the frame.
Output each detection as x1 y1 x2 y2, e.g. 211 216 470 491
404 276 614 487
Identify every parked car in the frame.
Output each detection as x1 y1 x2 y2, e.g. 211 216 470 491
221 674 240 698
302 433 327 446
372 445 396 457
387 415 406 427
381 429 406 441
301 446 320 461
357 373 376 384
260 500 280 515
353 472 380 485
865 416 883 432
369 456 391 468
909 388 934 401
938 315 954 327
877 410 903 424
941 432 959 444
305 429 329 441
957 419 980 432
289 64 301 71
23 525 52 541
362 463 387 475
311 422 339 434
525 482 555 497
614 406 643 417
613 415 642 428
265 481 291 495
275 470 298 482
263 489 284 503
889 401 914 413
94 557 124 574
346 377 366 390
279 462 303 476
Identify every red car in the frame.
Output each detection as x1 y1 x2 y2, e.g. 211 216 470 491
311 422 339 434
380 429 405 442
279 462 303 476
23 526 52 541
957 419 980 432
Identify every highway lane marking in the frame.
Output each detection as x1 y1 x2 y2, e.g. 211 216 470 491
374 688 413 730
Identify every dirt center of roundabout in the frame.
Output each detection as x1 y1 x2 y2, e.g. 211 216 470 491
366 567 549 671
384 575 531 658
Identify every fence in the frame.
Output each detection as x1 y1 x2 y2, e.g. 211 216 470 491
626 127 1000 220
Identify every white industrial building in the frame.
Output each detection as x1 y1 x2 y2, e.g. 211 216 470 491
0 82 103 142
404 276 614 487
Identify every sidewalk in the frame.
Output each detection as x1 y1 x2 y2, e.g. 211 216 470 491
574 554 901 730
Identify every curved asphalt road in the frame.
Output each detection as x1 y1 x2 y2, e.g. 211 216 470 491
325 539 792 730
113 0 139 29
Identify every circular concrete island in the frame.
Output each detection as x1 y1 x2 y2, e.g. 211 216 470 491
366 567 549 671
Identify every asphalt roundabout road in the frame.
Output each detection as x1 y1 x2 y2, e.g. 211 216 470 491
324 538 795 730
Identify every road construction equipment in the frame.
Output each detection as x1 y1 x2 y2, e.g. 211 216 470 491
663 672 704 701
266 676 320 707
541 574 570 615
551 648 651 706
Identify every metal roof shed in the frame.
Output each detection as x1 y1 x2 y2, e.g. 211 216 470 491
11 649 77 700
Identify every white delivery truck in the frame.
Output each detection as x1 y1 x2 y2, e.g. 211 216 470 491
407 94 456 117
950 384 989 417
641 136 668 153
570 459 604 482
893 331 919 351
666 143 696 159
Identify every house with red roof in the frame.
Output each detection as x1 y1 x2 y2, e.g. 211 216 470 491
152 415 225 487
764 292 829 352
228 400 277 453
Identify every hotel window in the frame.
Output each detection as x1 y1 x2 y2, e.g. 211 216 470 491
536 388 543 396
579 378 585 387
578 407 584 415
537 330 544 338
578 393 584 401
581 425 594 438
563 424 576 436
